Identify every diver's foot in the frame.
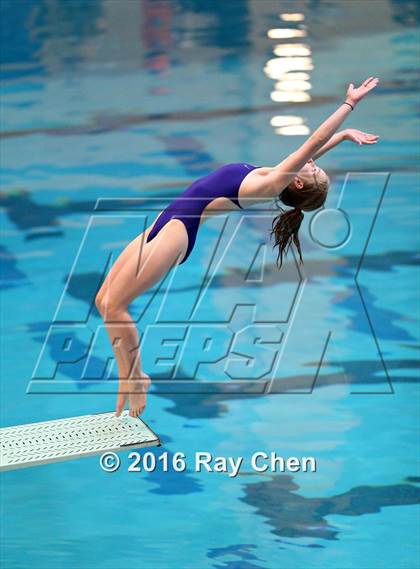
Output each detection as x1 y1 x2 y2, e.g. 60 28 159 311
129 373 151 417
115 373 150 417
115 390 129 417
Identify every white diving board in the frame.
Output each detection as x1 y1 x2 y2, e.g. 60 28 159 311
0 411 161 471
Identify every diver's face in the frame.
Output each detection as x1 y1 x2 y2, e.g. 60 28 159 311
293 160 325 189
299 159 322 178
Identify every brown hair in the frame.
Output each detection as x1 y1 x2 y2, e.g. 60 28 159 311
270 170 330 268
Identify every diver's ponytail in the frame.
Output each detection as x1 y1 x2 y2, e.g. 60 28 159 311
270 206 304 268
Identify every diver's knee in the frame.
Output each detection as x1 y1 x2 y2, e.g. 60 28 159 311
95 290 108 316
95 291 122 320
96 294 127 321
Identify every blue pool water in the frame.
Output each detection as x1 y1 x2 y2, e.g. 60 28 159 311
1 1 419 568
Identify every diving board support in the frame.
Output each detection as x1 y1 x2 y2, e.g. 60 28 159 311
0 411 161 472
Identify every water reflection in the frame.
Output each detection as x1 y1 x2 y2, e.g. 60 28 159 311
275 79 311 91
265 56 314 77
280 13 305 23
208 543 264 567
274 124 310 135
271 91 311 103
389 0 420 27
242 475 420 542
267 28 307 39
271 115 310 136
274 43 311 57
141 0 173 75
265 12 312 134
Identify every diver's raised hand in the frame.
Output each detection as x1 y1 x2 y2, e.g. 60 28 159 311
344 128 379 145
346 77 379 106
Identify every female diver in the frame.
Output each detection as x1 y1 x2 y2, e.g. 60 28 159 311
95 77 379 417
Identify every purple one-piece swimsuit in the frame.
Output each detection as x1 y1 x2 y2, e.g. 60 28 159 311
145 162 259 264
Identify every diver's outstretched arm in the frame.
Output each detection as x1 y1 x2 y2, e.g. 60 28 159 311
311 131 347 159
312 128 379 160
266 77 379 195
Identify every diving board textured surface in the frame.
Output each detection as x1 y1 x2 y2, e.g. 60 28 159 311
0 411 161 471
